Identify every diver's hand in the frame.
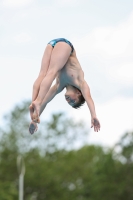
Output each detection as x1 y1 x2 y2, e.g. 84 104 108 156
29 121 38 134
91 117 100 132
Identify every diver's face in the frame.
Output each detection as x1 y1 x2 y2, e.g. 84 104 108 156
65 93 80 107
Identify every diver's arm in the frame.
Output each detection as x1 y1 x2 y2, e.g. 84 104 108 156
78 71 100 131
29 84 64 134
39 84 64 116
80 80 97 117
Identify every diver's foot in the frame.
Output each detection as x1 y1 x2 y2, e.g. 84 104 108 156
29 121 38 134
32 101 40 123
29 104 34 121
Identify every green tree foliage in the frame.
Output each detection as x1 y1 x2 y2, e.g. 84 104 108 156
0 101 133 200
113 132 133 200
0 100 88 154
114 132 133 163
0 100 88 199
24 146 106 200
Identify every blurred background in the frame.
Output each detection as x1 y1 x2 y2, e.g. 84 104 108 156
0 0 133 199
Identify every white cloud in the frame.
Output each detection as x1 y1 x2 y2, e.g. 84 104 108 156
0 32 32 47
55 0 85 7
71 97 133 147
2 0 34 8
108 62 133 86
13 32 32 44
73 11 133 59
0 56 39 122
71 11 133 99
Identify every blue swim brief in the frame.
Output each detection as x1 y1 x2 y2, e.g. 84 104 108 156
48 38 74 54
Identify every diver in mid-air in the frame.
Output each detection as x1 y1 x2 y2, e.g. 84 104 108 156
29 38 100 134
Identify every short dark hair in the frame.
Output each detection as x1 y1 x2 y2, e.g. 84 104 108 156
72 91 85 109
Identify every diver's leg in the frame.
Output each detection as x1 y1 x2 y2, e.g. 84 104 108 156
32 44 53 102
29 44 53 121
32 42 71 122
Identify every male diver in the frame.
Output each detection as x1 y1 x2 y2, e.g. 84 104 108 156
29 38 100 134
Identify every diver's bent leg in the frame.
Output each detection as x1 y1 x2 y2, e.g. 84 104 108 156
32 45 53 102
32 42 71 122
32 71 56 122
29 45 53 121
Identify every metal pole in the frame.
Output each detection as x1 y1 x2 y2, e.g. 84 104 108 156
19 174 24 200
17 155 25 200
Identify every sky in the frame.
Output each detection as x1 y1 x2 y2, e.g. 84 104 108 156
0 0 133 148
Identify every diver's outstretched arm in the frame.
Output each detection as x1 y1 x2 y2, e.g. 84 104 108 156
79 80 100 132
30 84 58 121
39 84 64 116
29 84 58 134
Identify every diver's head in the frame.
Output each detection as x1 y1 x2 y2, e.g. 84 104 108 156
65 85 85 109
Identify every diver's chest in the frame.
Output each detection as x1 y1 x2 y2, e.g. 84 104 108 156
60 67 76 79
57 68 76 84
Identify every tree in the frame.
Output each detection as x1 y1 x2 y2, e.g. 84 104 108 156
0 100 89 199
1 101 133 199
0 100 88 154
112 132 133 199
114 132 133 164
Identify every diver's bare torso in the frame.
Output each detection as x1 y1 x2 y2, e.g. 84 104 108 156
55 50 83 90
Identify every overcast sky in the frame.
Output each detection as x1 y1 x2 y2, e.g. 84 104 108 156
0 0 133 147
